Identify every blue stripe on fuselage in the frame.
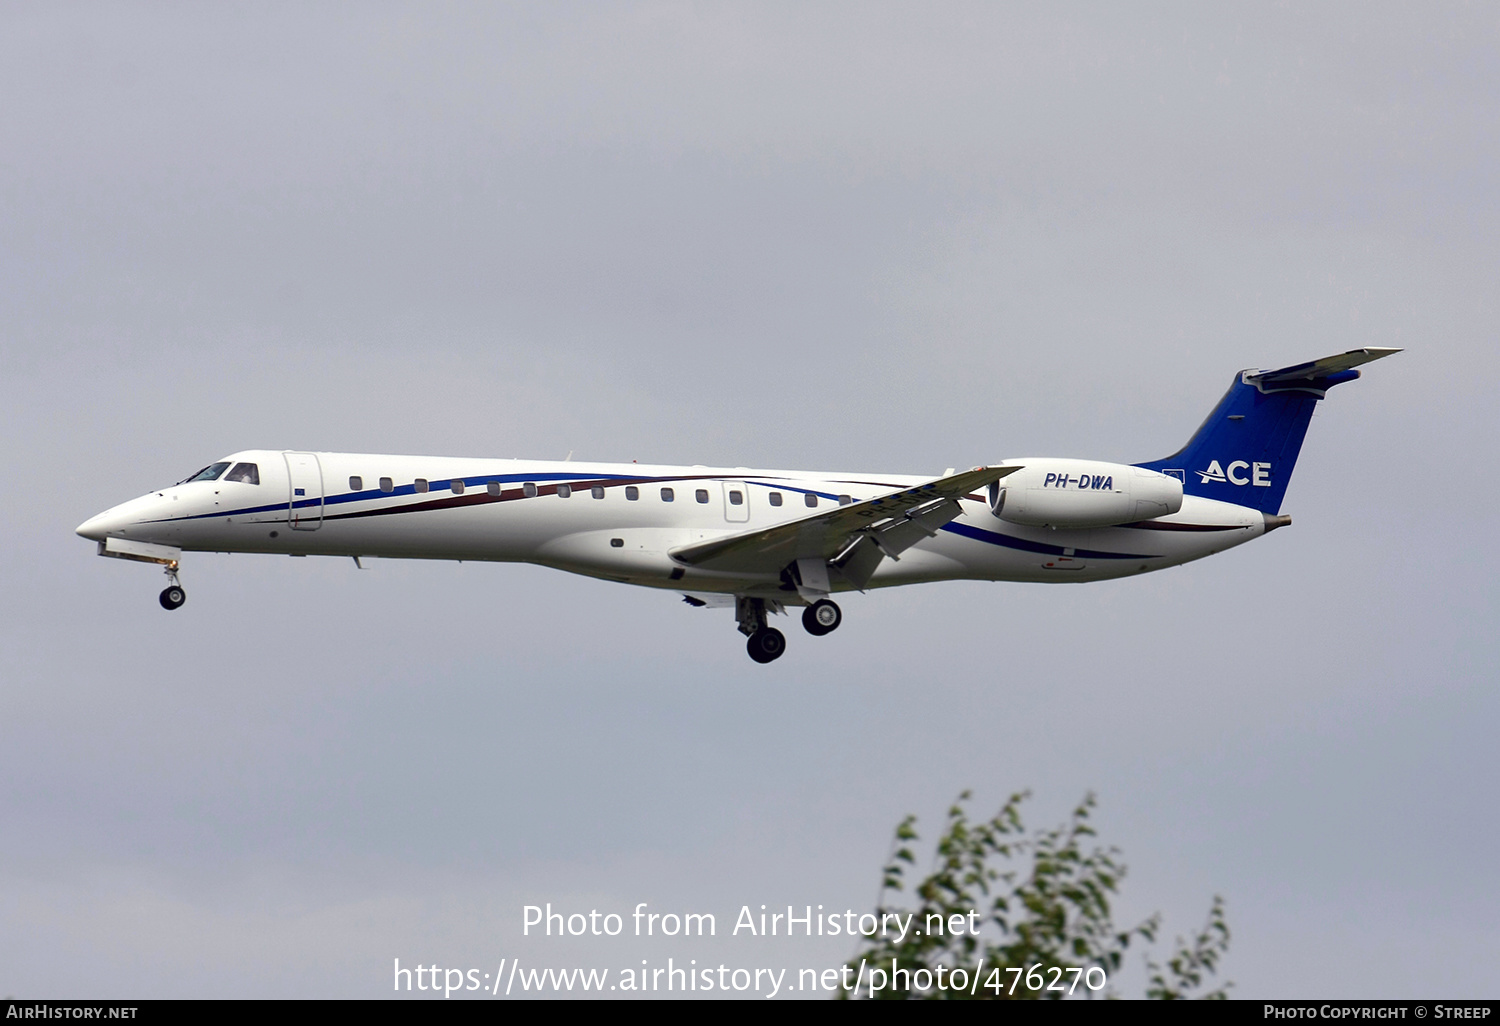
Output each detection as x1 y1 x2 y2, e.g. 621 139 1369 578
940 521 1153 560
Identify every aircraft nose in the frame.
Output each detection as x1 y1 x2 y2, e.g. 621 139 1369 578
76 495 154 541
76 510 119 541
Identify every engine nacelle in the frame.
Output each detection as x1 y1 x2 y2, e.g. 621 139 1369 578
988 459 1182 529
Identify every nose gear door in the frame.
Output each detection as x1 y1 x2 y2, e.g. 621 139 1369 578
283 452 324 531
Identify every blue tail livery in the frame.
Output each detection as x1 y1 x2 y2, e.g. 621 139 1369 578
1135 348 1401 514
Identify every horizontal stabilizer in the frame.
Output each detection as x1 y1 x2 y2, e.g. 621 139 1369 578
1246 348 1402 391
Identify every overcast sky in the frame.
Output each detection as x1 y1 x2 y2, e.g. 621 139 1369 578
2 2 1496 999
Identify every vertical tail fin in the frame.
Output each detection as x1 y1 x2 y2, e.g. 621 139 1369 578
1135 348 1400 514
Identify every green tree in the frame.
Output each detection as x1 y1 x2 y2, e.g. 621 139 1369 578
840 791 1230 1000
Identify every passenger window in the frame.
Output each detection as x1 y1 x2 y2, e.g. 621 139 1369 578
523 482 538 498
838 494 852 506
349 475 362 491
805 493 818 508
695 489 709 503
557 484 572 498
729 490 743 505
769 492 782 507
184 462 231 483
451 479 465 494
487 481 501 496
661 487 674 502
610 538 624 547
415 478 429 493
380 477 394 493
626 486 639 501
224 463 259 485
591 486 605 499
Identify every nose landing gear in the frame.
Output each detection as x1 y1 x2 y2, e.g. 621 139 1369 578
158 562 186 610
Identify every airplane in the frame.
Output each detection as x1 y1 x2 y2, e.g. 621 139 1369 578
76 348 1398 663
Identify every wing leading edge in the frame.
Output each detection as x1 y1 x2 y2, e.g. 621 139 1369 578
669 465 1022 590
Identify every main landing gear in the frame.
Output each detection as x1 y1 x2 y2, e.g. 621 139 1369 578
802 599 842 637
736 596 786 664
158 562 186 611
735 596 843 663
746 627 786 664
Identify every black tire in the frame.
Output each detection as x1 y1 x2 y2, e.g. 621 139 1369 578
802 599 841 636
746 627 786 663
159 586 186 610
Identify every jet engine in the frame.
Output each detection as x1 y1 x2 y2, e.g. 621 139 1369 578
988 459 1182 529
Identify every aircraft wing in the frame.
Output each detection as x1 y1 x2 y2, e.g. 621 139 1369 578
1247 347 1402 387
669 465 1021 587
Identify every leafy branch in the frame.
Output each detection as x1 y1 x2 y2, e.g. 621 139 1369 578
842 791 1231 1000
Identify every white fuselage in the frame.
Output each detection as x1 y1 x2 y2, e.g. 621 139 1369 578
77 450 1267 598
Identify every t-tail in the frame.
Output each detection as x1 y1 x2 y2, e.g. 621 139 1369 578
1135 348 1401 514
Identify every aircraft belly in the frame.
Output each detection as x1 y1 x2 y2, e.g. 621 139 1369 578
864 546 971 587
326 510 533 560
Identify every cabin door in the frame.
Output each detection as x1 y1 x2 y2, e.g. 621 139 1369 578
283 452 325 531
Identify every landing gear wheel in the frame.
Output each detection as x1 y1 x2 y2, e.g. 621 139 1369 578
802 599 841 636
159 586 186 610
746 627 786 663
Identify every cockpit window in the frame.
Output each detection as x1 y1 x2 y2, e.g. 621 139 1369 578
224 462 260 485
183 462 231 483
